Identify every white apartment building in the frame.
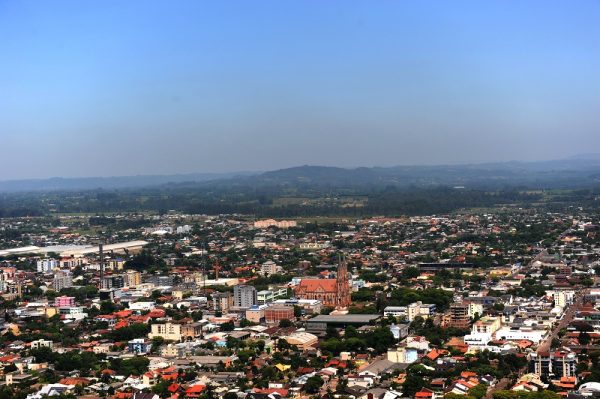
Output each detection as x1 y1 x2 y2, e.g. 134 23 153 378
407 301 436 321
463 333 492 352
30 339 53 349
467 302 484 318
384 306 408 318
37 259 58 273
549 290 575 308
53 270 73 291
258 288 288 305
471 316 502 335
234 285 258 308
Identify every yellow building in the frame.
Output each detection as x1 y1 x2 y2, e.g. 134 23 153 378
124 270 142 287
280 332 318 351
148 323 182 341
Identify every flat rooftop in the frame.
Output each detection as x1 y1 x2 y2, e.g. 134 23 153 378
308 314 380 323
62 240 149 255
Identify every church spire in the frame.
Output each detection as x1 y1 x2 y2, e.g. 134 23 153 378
336 253 350 309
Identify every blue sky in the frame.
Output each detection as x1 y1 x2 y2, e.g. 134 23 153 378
1 1 599 179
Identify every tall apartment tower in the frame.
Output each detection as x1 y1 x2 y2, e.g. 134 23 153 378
448 302 471 329
53 270 73 291
213 292 234 314
234 285 258 309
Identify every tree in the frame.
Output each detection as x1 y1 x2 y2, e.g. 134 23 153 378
110 356 150 375
100 301 118 313
321 306 334 315
303 375 324 394
220 321 235 331
402 372 425 397
2 364 17 374
151 336 165 353
326 326 339 339
365 327 395 354
345 325 358 339
152 379 171 396
293 305 302 318
239 318 254 327
105 323 150 341
469 384 488 399
279 319 292 328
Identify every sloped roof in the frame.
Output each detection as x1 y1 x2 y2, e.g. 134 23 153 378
297 279 337 293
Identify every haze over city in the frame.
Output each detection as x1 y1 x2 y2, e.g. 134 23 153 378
1 1 600 180
4 3 600 399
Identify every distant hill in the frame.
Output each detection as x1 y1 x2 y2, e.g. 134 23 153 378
2 158 600 193
0 172 258 193
3 158 600 218
210 159 600 190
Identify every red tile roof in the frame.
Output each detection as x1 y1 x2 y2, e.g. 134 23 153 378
297 279 337 293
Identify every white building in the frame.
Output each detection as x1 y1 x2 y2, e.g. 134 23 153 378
406 336 430 351
176 225 192 234
258 288 288 305
463 333 492 352
387 347 418 363
234 285 257 308
549 290 575 308
260 261 281 277
30 339 54 349
59 306 87 321
467 302 484 318
148 323 182 341
254 219 297 229
384 306 408 318
495 326 547 344
36 259 58 273
129 301 156 311
53 270 72 291
406 301 436 322
26 383 74 399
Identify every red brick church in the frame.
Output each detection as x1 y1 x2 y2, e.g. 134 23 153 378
295 255 351 309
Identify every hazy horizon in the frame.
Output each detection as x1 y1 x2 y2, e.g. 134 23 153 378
2 153 600 183
2 1 600 180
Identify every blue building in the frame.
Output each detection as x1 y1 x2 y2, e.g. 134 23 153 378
128 338 151 354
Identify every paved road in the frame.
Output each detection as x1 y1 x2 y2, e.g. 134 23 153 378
485 377 511 399
485 365 528 399
537 288 588 353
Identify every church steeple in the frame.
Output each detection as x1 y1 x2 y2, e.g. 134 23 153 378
335 253 351 309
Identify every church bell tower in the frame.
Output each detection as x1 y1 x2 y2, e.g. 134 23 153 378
335 254 351 309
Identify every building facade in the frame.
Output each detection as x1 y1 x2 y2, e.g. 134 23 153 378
148 322 182 341
213 292 234 314
233 285 257 309
530 351 577 379
446 303 471 329
295 256 351 309
37 259 58 273
53 270 73 291
265 306 294 325
54 296 76 308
